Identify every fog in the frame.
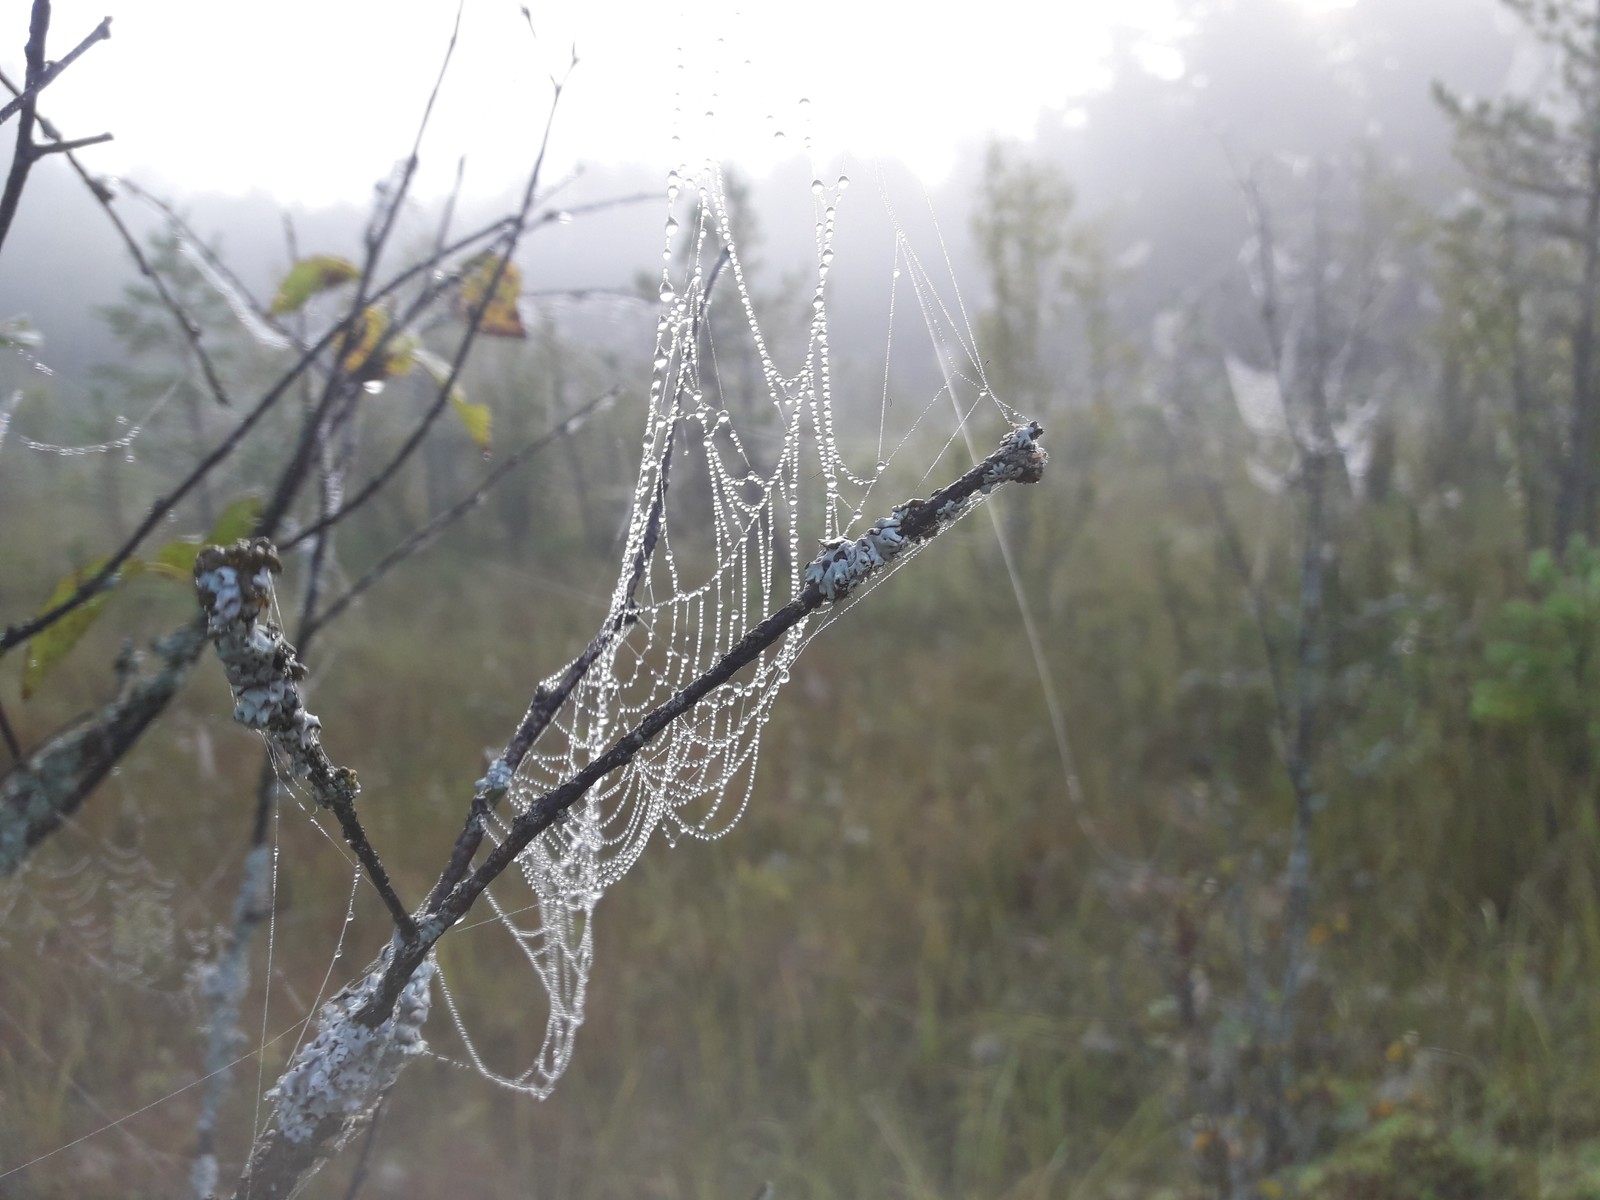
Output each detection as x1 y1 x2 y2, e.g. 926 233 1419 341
0 0 1515 395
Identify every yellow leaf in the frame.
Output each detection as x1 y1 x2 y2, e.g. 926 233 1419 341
339 305 385 376
22 559 119 699
337 308 417 381
450 394 492 454
269 255 359 315
458 252 526 338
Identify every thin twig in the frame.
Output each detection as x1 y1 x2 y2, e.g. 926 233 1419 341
539 189 662 223
0 209 522 660
341 1094 387 1200
307 392 613 639
434 156 466 257
424 390 677 910
33 131 111 155
0 318 342 657
360 1 461 277
0 0 52 257
291 379 365 664
498 252 727 773
124 181 272 321
0 14 110 125
257 3 466 537
0 701 19 763
523 285 652 302
283 73 573 553
0 67 236 406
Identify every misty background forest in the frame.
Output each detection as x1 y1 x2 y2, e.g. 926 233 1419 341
5 0 1600 1196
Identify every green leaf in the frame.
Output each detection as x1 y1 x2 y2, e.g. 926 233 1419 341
269 255 360 315
450 394 492 454
22 559 120 700
144 541 200 582
145 495 264 581
206 494 264 544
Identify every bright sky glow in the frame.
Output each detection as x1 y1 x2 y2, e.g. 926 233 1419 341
26 0 1191 205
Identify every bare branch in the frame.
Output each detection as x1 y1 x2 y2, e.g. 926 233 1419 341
0 14 110 125
433 155 466 256
354 1 461 278
0 0 53 256
0 72 237 407
32 130 111 155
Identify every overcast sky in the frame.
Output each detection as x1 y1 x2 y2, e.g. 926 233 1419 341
14 0 1355 207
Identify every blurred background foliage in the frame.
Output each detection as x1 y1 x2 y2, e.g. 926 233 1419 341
10 0 1600 1196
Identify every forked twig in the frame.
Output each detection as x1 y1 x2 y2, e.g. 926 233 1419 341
0 2 53 254
0 14 110 126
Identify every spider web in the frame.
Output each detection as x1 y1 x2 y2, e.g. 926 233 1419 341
435 162 1012 1096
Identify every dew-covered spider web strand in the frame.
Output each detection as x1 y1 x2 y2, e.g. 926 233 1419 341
437 164 1029 1097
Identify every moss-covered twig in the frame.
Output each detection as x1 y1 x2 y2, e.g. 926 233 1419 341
193 540 416 941
0 621 206 875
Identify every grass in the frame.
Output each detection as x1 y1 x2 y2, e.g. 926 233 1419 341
4 413 1600 1199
